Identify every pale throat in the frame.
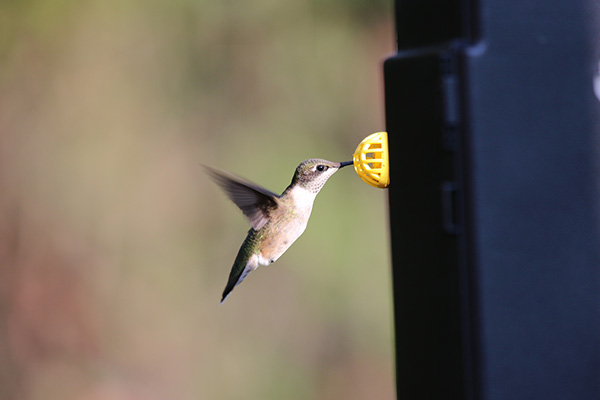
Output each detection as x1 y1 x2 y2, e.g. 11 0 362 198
288 185 318 214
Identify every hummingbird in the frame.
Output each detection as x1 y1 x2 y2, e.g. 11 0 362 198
206 158 353 303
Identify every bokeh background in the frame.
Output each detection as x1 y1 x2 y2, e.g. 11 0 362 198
0 1 395 399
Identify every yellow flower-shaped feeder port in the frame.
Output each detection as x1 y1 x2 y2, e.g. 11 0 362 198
351 131 389 189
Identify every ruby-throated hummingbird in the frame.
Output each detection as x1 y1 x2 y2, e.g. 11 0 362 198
207 158 353 303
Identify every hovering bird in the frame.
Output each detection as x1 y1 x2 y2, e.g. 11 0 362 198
206 158 353 303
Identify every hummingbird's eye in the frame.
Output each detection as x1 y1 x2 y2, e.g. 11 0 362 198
316 165 328 172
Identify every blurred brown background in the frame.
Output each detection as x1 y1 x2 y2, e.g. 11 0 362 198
0 1 394 399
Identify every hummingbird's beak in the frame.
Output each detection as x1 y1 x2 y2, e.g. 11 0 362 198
339 161 353 169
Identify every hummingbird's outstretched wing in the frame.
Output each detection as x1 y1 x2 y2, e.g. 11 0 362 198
205 166 280 231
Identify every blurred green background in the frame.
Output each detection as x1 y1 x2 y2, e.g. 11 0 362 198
0 0 394 399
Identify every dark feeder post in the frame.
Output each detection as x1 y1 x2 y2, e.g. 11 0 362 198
384 0 600 399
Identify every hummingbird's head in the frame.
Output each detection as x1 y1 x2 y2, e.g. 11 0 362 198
291 158 353 194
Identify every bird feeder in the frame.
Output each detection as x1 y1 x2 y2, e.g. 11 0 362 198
351 131 390 188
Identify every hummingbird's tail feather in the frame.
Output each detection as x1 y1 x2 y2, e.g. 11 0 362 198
221 255 259 303
220 230 262 303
